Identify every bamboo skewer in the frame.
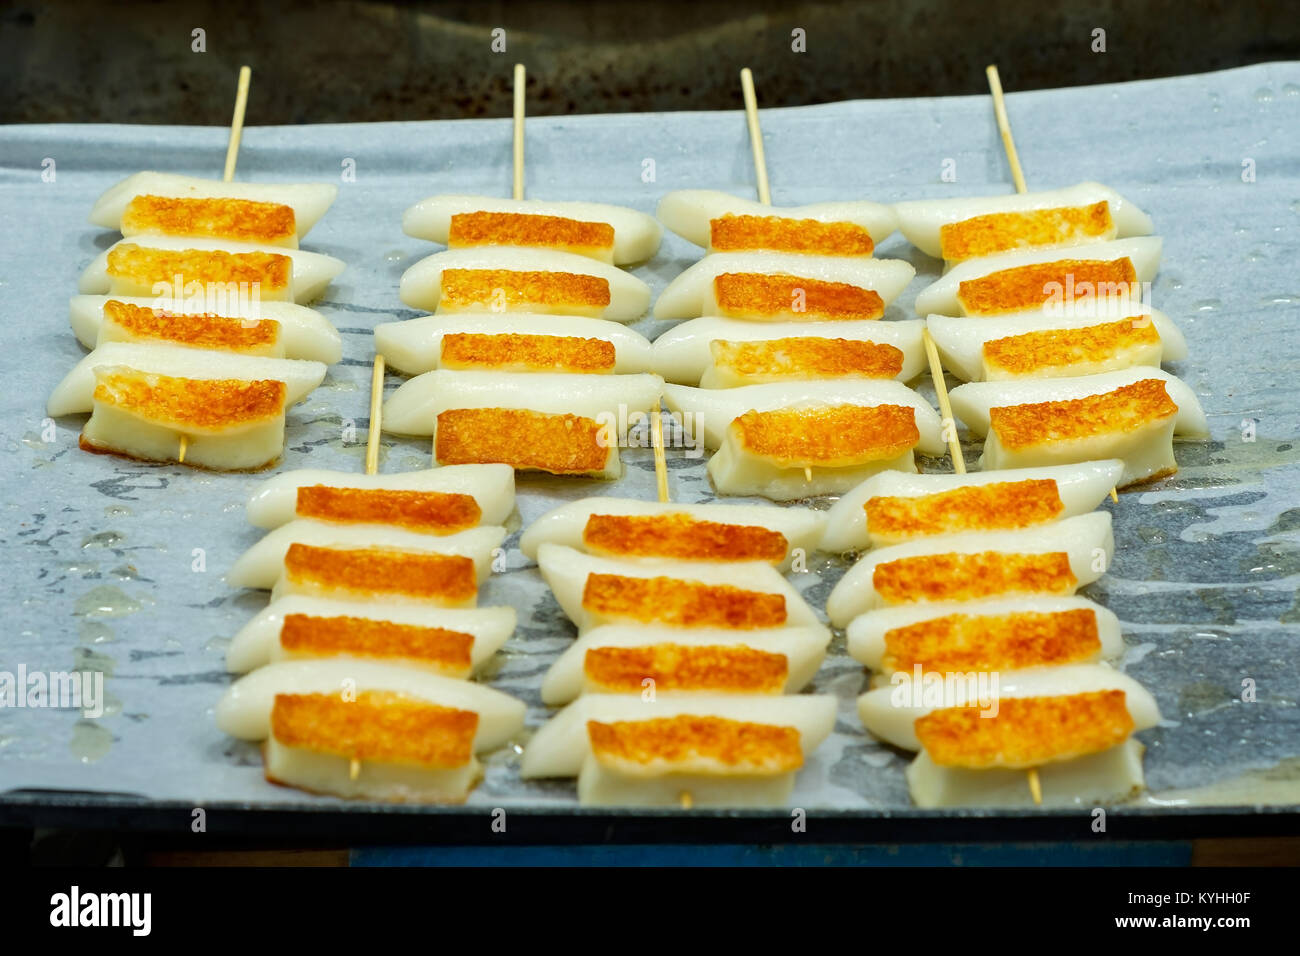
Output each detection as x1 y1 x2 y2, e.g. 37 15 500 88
922 329 966 475
738 68 811 484
985 65 1119 507
513 63 527 201
180 64 254 466
366 354 385 476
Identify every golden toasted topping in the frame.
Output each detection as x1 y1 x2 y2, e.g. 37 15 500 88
989 379 1179 451
939 201 1113 262
439 268 610 310
882 608 1101 674
587 715 802 774
92 368 284 430
915 690 1134 769
866 479 1064 543
271 691 478 768
102 299 279 352
872 551 1077 604
710 337 903 381
121 194 297 244
280 613 474 673
729 404 918 468
582 573 787 629
956 258 1138 315
439 332 615 373
713 273 885 320
294 486 481 532
709 215 874 256
435 408 609 474
448 211 615 256
106 243 292 291
282 543 478 603
983 318 1162 376
584 643 789 693
582 513 788 562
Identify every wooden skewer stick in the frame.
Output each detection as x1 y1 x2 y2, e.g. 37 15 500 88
366 354 385 476
652 402 670 503
986 65 1119 507
512 63 527 201
181 65 255 466
1027 767 1043 805
922 328 966 475
740 68 809 484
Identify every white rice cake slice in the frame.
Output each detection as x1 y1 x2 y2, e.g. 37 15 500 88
541 623 831 706
246 464 515 530
825 512 1114 626
657 190 898 249
518 496 827 571
654 252 915 320
536 543 826 634
226 594 516 675
374 312 653 376
71 294 342 365
399 247 650 320
90 172 338 238
893 182 1153 260
820 460 1124 552
402 194 662 264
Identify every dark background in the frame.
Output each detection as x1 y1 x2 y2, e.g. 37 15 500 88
1 0 1297 124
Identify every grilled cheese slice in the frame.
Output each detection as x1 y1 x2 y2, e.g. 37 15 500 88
657 190 897 249
121 194 298 247
270 544 479 607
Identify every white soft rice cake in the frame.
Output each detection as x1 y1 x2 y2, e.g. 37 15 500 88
374 313 654 375
819 460 1124 553
70 295 342 365
402 194 662 264
245 464 516 530
399 247 650 320
518 496 827 571
656 189 898 248
539 623 831 705
654 252 915 320
926 308 1188 382
535 542 826 634
227 522 506 590
892 182 1153 259
89 172 338 238
913 237 1163 316
824 512 1114 627
226 595 516 675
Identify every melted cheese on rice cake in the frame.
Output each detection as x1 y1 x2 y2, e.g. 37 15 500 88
949 369 1208 488
656 190 898 249
70 295 342 364
892 182 1153 261
47 342 325 417
541 623 831 705
121 194 298 247
79 366 285 471
93 299 283 356
90 172 337 238
216 658 523 803
651 316 925 385
270 544 479 608
518 497 827 571
226 595 516 674
825 512 1114 626
703 336 906 388
81 236 346 304
374 313 653 376
912 237 1161 317
846 595 1123 676
228 523 505 589
536 543 825 634
662 380 943 453
653 252 914 320
925 307 1187 382
402 195 662 264
708 403 922 500
820 460 1124 553
399 247 650 320
245 464 515 530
